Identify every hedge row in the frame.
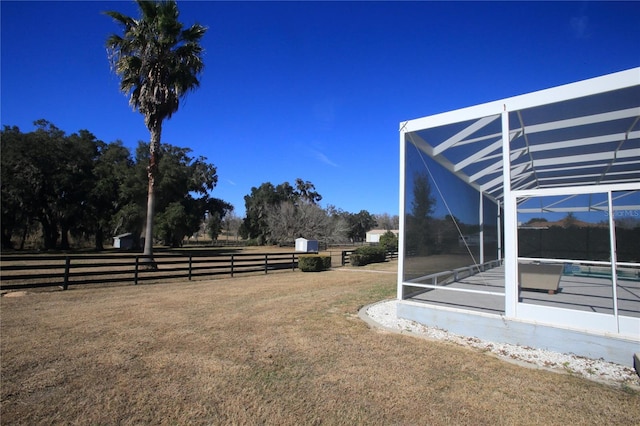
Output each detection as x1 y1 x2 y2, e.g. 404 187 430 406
298 255 331 272
349 246 387 266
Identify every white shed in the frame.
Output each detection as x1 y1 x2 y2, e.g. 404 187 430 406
295 238 318 252
113 233 134 250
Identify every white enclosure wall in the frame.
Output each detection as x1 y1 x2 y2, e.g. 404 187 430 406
398 68 640 349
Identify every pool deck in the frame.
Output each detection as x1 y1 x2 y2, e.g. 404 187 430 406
407 265 640 318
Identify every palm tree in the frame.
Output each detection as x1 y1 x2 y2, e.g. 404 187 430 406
105 0 206 263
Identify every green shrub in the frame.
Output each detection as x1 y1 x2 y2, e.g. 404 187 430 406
299 255 331 272
379 230 398 252
321 255 331 270
358 245 387 262
349 253 365 266
350 245 387 266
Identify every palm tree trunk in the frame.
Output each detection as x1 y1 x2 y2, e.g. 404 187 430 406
142 122 162 265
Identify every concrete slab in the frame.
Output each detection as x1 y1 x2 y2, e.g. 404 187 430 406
398 299 640 367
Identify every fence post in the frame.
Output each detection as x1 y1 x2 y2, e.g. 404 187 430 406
342 251 346 266
231 254 234 278
264 254 268 274
292 253 296 271
63 256 70 290
134 256 139 285
188 255 192 281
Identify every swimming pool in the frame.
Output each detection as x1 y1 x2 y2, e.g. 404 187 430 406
563 264 640 281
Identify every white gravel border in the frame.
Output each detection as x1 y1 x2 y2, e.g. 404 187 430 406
361 299 640 388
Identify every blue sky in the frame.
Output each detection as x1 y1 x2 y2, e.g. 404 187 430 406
2 1 639 218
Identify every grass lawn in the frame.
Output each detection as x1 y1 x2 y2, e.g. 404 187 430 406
2 263 639 425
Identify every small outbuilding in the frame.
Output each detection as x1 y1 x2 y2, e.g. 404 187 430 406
295 238 318 253
366 229 399 243
112 233 134 250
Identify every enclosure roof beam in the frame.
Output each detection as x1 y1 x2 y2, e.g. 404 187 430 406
432 114 500 156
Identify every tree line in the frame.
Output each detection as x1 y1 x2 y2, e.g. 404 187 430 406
1 120 230 251
238 179 398 246
1 121 399 251
404 171 484 256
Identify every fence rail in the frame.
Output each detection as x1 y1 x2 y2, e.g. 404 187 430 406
0 252 306 291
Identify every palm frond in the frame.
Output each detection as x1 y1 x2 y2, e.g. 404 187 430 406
180 24 207 43
105 0 206 129
102 10 135 27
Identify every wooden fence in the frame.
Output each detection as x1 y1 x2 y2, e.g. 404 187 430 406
0 252 306 291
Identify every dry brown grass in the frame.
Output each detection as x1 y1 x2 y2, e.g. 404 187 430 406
2 263 639 425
